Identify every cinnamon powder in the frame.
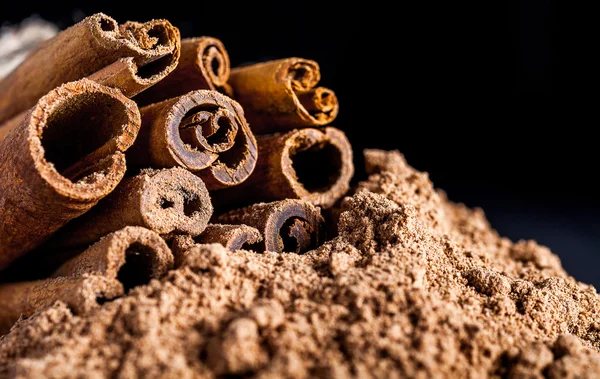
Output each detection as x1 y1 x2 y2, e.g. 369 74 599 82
1 150 599 378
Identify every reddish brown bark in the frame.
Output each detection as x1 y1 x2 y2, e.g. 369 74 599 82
0 13 180 126
128 90 258 190
137 37 231 104
213 127 353 210
228 58 338 134
0 79 141 271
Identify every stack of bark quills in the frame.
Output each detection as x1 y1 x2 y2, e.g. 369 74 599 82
0 11 354 332
199 57 353 256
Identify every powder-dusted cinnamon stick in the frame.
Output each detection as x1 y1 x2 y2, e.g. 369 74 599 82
171 224 262 256
216 200 325 254
52 227 173 291
214 127 353 210
43 168 213 252
128 90 258 190
0 79 141 271
0 275 123 334
227 58 339 134
137 37 231 104
0 13 180 125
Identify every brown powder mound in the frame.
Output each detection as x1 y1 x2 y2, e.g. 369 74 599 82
1 150 600 378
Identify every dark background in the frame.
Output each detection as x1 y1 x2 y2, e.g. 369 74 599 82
2 1 598 286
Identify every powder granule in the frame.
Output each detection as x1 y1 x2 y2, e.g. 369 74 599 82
1 150 599 378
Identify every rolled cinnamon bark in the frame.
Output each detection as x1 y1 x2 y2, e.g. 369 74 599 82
0 13 180 125
0 57 170 141
137 37 231 104
213 127 353 210
227 58 339 133
42 168 213 252
128 90 258 190
171 224 262 256
0 79 141 271
216 200 325 254
0 275 123 334
52 227 173 292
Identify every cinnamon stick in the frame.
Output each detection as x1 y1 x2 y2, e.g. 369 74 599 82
227 58 339 133
0 57 173 141
213 127 353 210
216 200 325 254
171 224 262 256
0 13 180 126
136 37 231 104
52 226 173 291
0 275 123 334
42 168 213 252
0 79 141 271
127 90 258 190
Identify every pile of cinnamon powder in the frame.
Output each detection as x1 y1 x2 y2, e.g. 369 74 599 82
1 150 599 378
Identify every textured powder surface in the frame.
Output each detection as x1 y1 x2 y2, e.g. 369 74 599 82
1 150 600 378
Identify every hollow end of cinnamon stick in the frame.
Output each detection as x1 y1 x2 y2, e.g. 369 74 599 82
0 79 141 270
138 168 214 235
0 275 123 334
228 58 338 133
136 37 230 104
52 227 173 292
31 79 141 200
129 90 258 190
216 200 325 254
213 127 353 210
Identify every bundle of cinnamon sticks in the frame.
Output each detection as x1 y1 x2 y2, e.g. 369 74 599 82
0 13 353 333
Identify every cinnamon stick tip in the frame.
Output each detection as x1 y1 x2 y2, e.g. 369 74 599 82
29 79 141 201
140 168 213 236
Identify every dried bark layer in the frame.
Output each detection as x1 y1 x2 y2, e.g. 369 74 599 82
43 168 213 252
137 37 231 104
228 57 339 133
171 224 262 258
0 79 141 271
128 90 258 190
0 57 176 141
216 200 325 254
0 275 122 334
214 127 353 210
52 227 173 291
0 13 180 125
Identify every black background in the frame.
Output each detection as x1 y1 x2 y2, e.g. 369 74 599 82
2 1 599 286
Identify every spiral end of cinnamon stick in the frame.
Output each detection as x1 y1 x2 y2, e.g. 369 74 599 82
29 78 141 201
141 90 258 189
195 37 231 90
284 58 338 126
201 120 258 190
52 226 173 292
265 200 324 254
217 200 325 254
